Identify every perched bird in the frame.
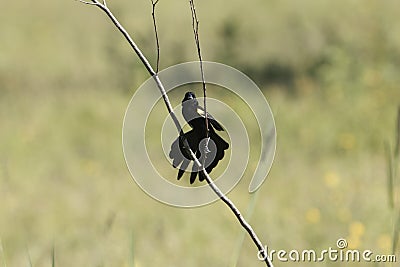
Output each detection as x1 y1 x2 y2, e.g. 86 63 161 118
169 92 229 184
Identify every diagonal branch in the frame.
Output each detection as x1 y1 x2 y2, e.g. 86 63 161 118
189 150 273 267
75 0 107 6
76 0 97 5
76 1 273 266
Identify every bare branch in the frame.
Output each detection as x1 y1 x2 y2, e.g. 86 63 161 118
77 2 274 266
186 149 273 267
76 0 97 6
189 0 208 136
189 0 211 168
151 0 161 73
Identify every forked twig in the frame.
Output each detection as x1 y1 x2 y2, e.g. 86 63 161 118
76 1 273 266
76 0 106 6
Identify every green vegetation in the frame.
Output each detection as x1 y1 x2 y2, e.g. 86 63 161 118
1 0 400 266
385 108 400 256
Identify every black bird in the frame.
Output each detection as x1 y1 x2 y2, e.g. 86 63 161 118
169 92 229 184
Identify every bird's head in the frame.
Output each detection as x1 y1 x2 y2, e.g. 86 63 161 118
182 91 198 107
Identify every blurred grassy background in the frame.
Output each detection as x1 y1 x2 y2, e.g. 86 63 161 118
1 0 400 266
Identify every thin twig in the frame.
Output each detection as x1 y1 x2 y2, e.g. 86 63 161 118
189 0 210 171
189 0 208 137
76 0 97 5
77 2 273 266
151 0 160 73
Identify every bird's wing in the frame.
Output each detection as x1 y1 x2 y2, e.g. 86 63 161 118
169 137 184 168
204 131 229 174
169 129 203 181
196 106 224 131
177 160 189 180
190 165 198 184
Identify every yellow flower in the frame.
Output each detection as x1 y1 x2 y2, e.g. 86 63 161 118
337 208 352 222
338 133 356 151
377 234 391 253
349 221 365 238
305 208 321 224
344 221 366 249
82 159 100 176
346 235 361 249
324 172 340 188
